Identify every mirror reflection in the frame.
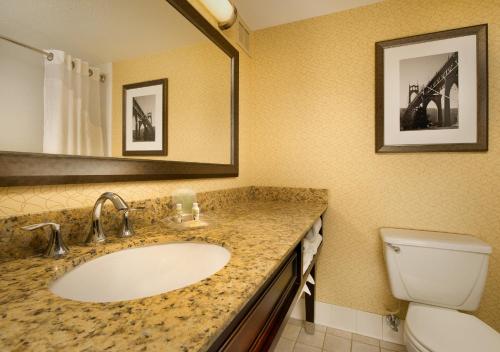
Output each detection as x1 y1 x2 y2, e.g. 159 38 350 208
0 0 232 164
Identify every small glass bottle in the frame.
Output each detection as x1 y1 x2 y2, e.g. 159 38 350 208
175 203 183 223
192 202 200 221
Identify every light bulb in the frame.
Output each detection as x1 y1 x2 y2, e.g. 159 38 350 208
199 0 237 30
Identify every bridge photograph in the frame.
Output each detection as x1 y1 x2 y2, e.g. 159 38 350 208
399 51 458 131
122 78 167 156
132 95 157 142
376 24 487 153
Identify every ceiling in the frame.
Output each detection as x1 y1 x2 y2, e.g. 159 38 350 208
232 0 384 30
0 0 207 64
0 0 385 64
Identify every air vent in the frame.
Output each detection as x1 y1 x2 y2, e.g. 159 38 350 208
237 19 251 56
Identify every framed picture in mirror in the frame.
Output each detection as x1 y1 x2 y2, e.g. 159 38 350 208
375 24 488 153
122 79 168 156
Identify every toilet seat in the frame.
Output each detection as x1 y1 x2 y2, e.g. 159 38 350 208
406 302 500 352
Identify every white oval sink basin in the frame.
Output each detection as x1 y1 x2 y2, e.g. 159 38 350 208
50 242 230 303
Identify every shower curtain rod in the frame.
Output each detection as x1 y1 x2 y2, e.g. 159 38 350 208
0 34 106 83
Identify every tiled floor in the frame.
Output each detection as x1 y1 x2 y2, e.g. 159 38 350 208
272 318 407 352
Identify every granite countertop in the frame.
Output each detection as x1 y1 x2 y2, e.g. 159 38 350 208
0 200 327 351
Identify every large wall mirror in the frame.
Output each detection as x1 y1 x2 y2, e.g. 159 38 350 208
0 0 238 186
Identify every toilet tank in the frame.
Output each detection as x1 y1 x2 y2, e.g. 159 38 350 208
380 228 491 311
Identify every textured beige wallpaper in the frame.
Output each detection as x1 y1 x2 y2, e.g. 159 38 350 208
250 0 500 329
112 41 232 164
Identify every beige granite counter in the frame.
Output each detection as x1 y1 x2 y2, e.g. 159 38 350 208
0 198 327 351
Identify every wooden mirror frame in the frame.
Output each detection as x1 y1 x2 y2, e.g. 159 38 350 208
0 0 239 186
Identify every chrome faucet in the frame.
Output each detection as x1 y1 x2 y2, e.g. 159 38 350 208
85 192 135 244
22 222 69 259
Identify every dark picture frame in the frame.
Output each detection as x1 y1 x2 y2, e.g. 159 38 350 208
375 24 488 153
122 79 168 156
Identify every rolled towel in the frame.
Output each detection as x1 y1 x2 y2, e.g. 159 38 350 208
303 236 314 252
313 217 322 235
303 251 313 264
304 229 314 241
302 234 323 273
302 252 313 274
302 283 311 296
303 238 311 250
310 234 323 255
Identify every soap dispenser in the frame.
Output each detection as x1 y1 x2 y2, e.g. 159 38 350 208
192 202 200 221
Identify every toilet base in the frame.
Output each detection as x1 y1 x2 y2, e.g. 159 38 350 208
405 328 430 352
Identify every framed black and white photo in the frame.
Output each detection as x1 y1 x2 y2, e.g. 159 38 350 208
375 24 488 152
122 79 168 156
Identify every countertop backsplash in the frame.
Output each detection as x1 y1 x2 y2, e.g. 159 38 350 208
0 186 327 262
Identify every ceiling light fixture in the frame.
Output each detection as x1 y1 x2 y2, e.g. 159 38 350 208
199 0 237 30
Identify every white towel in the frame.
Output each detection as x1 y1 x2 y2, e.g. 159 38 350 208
313 217 322 235
304 234 322 254
303 237 312 252
302 283 311 296
302 234 323 274
307 274 315 285
302 252 313 274
311 234 322 255
305 229 315 240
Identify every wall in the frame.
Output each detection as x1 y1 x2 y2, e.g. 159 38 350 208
250 0 500 329
0 41 44 153
0 0 253 219
111 41 231 164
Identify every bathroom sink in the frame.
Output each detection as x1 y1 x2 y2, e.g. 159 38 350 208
50 242 230 303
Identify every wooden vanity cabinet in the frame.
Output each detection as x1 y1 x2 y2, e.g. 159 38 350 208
209 215 324 352
208 247 301 352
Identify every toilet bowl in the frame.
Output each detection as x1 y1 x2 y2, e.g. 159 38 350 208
380 228 500 352
405 325 430 352
405 303 500 352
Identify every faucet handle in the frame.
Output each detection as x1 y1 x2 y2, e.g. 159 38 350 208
21 222 69 259
22 222 59 232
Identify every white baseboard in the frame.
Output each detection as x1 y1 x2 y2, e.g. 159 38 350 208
290 298 405 344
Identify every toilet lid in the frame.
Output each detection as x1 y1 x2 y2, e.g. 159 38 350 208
406 303 500 352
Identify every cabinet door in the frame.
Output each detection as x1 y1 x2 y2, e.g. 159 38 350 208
220 252 298 351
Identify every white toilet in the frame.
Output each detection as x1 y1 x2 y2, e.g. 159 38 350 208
380 228 500 352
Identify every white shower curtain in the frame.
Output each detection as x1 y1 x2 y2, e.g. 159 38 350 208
43 50 107 156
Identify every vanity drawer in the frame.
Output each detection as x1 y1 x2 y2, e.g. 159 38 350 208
219 252 298 352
